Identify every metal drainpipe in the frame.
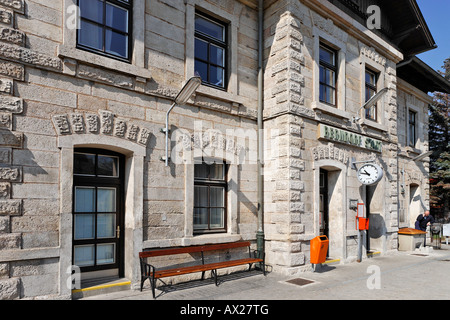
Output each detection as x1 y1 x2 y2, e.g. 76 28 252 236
256 0 265 260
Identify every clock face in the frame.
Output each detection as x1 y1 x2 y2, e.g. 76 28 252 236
357 163 383 185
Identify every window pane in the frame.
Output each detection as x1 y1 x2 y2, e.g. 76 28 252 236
210 66 224 87
97 244 116 265
195 15 224 41
194 186 208 207
210 187 224 207
106 3 129 32
74 153 95 175
98 155 119 177
319 46 335 65
326 87 336 105
324 69 335 87
195 60 208 83
366 106 376 120
74 214 95 240
97 188 116 213
79 0 104 24
75 187 95 212
210 45 225 67
105 29 128 58
195 163 209 179
194 208 208 230
78 20 104 51
195 38 208 61
209 164 224 180
97 214 116 238
210 208 224 229
74 245 95 267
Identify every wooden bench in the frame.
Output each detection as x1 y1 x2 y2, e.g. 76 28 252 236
139 241 265 298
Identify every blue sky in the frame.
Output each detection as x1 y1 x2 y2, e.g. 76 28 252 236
416 0 450 73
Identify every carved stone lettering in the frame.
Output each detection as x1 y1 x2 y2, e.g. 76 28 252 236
114 119 127 138
100 110 114 135
86 114 99 133
52 115 71 135
127 125 139 141
138 128 151 146
70 114 85 133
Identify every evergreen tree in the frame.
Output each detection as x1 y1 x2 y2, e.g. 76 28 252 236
429 57 450 220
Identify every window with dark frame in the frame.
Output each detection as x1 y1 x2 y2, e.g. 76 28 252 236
365 69 378 121
194 12 227 89
319 43 337 106
77 0 132 62
409 110 417 147
194 160 227 233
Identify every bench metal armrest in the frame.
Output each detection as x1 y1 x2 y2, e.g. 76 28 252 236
253 250 265 261
140 260 156 277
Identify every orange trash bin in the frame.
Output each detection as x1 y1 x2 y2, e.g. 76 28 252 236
310 235 329 264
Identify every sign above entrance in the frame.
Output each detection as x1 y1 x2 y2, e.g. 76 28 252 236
318 124 382 153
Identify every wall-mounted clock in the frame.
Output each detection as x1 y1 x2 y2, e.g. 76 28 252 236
357 163 383 186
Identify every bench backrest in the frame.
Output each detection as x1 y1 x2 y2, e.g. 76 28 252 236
139 241 251 259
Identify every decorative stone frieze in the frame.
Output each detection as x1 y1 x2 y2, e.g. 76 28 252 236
0 60 24 81
0 43 61 71
52 111 152 146
0 95 22 113
360 46 387 67
0 27 25 46
311 142 350 165
0 8 12 25
0 78 12 94
0 166 21 182
0 199 21 215
0 0 24 13
0 131 23 148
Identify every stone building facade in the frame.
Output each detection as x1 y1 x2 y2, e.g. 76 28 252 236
0 0 448 299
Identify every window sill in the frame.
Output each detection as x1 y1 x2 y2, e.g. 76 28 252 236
312 101 351 120
196 84 246 106
360 118 388 132
57 45 151 80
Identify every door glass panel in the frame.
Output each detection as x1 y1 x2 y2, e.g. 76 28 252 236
75 187 95 212
97 214 116 239
98 188 116 213
97 244 116 265
97 156 119 177
74 214 95 240
74 245 95 267
74 153 96 176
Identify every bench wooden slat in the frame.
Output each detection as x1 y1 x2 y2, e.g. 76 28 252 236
151 258 263 279
139 245 205 258
140 241 253 259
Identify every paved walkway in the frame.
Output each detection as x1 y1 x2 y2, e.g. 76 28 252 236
82 245 450 301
